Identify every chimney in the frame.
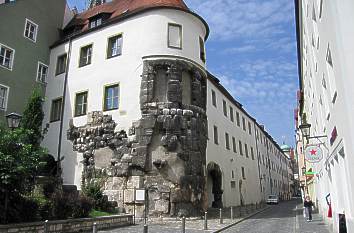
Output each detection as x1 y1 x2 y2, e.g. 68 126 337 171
89 0 106 8
72 6 78 14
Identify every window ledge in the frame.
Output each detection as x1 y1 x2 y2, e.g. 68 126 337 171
0 64 13 71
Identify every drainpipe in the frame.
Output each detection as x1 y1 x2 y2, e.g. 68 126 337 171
266 141 273 194
56 37 73 178
253 123 263 202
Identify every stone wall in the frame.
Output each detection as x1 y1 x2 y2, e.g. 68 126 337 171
0 215 133 233
67 59 208 217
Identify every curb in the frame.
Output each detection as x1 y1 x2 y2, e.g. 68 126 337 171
212 206 271 233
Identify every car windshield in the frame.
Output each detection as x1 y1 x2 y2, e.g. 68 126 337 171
268 195 277 199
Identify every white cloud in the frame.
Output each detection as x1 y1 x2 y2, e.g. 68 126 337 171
186 0 294 41
222 45 258 54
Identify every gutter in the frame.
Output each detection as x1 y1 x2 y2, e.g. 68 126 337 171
56 37 73 176
294 0 304 114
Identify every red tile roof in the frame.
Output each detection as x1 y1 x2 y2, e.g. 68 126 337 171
68 0 190 32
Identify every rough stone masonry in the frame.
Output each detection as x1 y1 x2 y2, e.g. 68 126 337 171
67 59 208 217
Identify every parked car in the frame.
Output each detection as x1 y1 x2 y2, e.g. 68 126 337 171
266 195 279 204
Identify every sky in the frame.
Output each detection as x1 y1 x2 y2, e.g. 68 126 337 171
67 0 299 146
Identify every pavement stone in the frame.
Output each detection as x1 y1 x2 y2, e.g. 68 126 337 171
99 204 268 233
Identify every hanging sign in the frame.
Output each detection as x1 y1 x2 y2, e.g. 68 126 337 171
305 145 323 163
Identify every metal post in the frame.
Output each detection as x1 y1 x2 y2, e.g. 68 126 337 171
44 220 49 233
219 208 223 224
231 206 234 220
143 224 148 233
133 187 136 225
204 212 208 230
182 216 186 233
93 222 97 233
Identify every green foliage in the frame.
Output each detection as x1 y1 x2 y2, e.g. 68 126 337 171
83 181 115 212
0 126 46 195
21 89 44 147
51 192 93 219
89 209 117 217
0 126 47 223
82 181 103 207
5 194 39 223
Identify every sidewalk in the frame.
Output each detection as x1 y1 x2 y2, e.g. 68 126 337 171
295 204 331 233
100 204 269 233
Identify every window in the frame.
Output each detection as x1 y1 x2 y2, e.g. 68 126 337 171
56 54 67 75
326 45 337 103
24 19 38 42
36 62 48 83
245 143 248 158
225 132 230 150
223 100 227 117
242 117 246 131
0 44 14 70
213 125 219 145
239 140 243 155
232 137 237 153
231 181 236 189
104 84 119 111
0 85 9 110
248 122 252 135
230 106 234 122
241 167 246 180
318 0 323 18
236 111 240 126
89 17 102 28
79 44 92 67
199 37 205 63
50 97 63 122
251 147 254 160
75 91 88 117
168 23 182 49
107 34 123 58
211 90 217 107
231 170 235 179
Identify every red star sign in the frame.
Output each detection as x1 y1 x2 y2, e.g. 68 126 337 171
310 149 317 155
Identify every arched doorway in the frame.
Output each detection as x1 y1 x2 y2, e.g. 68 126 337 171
207 162 223 208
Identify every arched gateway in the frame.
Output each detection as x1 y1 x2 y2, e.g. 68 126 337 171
207 162 223 208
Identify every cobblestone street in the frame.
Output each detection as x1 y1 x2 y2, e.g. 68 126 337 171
101 199 331 233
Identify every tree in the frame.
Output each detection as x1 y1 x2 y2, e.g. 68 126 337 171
0 127 46 223
0 89 46 223
21 89 44 147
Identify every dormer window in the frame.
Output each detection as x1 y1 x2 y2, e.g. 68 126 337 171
90 18 102 28
88 13 111 29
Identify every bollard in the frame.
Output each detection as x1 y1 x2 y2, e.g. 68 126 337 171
219 208 223 224
143 224 148 233
182 216 186 233
93 222 97 233
44 220 49 233
204 212 208 230
231 206 234 220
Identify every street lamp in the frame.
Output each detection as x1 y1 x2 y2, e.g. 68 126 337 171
5 112 22 130
299 123 311 138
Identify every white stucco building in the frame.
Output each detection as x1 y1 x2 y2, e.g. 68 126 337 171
295 0 354 231
41 0 292 213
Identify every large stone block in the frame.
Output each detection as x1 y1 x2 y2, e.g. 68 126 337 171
124 189 135 203
105 177 127 190
94 147 115 169
127 176 143 189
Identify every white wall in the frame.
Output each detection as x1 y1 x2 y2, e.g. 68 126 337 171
299 0 354 231
42 8 207 188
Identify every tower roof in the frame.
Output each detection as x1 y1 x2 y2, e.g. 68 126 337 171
65 0 202 36
280 144 291 151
